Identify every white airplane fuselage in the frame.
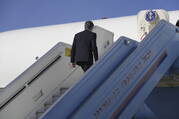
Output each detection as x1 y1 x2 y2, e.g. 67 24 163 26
0 10 178 88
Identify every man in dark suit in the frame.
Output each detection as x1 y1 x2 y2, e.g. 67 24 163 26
71 21 98 72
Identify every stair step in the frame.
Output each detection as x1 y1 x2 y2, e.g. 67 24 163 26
32 87 69 119
52 95 60 102
59 87 68 95
44 102 53 111
36 110 44 119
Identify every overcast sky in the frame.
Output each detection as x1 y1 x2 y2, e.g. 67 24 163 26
0 0 178 32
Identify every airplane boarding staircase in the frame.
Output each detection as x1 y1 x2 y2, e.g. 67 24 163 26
0 20 179 119
40 20 179 119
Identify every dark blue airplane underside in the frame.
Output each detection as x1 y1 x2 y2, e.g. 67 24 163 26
146 87 179 119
